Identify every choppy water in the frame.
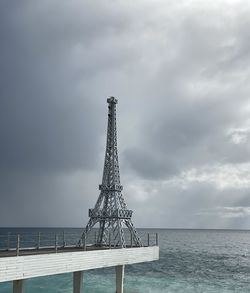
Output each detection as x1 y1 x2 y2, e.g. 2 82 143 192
1 228 250 292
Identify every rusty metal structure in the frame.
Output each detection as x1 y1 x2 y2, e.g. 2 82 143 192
81 97 142 248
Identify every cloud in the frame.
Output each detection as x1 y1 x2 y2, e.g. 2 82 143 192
227 123 250 145
0 0 250 228
169 163 250 190
197 206 250 219
123 147 178 180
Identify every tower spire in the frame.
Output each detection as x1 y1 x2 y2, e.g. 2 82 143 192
82 97 142 248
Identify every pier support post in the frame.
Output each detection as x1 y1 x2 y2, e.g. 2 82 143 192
116 265 124 293
13 279 25 293
73 271 83 293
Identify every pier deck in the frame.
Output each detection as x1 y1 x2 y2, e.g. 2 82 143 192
0 231 159 292
0 246 159 283
0 246 159 293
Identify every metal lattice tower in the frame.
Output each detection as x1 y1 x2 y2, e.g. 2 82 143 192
81 97 142 248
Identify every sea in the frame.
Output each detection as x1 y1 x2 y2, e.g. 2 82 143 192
1 228 250 293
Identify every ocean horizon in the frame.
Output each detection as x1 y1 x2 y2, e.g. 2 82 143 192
1 228 250 292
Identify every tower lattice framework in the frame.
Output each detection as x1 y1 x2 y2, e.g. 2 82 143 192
81 97 142 248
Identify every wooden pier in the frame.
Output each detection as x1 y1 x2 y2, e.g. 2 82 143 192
0 232 159 293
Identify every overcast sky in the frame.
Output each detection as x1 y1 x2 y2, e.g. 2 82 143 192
1 0 250 228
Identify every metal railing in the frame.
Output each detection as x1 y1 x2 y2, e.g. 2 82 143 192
0 230 158 256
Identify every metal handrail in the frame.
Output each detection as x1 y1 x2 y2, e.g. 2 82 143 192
0 231 159 255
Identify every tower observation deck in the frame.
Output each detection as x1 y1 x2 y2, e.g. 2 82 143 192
81 97 142 248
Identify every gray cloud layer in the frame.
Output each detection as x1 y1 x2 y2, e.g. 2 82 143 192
1 0 250 228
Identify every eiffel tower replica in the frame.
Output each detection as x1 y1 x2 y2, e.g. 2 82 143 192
81 97 142 248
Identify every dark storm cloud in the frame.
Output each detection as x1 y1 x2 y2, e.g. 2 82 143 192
123 148 178 180
0 0 250 228
0 0 107 173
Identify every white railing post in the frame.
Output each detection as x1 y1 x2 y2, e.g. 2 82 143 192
37 232 41 249
16 234 20 256
109 230 111 249
83 233 86 251
7 232 10 251
63 230 66 247
55 234 58 253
